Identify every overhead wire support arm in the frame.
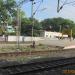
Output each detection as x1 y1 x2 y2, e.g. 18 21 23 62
16 0 34 49
57 0 67 12
57 0 75 13
33 0 43 16
16 0 44 49
30 0 44 48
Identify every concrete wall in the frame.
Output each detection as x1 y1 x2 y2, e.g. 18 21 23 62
7 36 44 42
8 36 17 41
0 36 5 41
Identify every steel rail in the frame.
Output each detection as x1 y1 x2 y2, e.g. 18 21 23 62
0 57 75 75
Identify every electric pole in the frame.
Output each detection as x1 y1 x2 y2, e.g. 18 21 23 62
57 0 60 12
17 7 21 49
30 0 34 47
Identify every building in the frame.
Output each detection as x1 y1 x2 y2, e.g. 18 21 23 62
6 25 15 33
41 31 68 39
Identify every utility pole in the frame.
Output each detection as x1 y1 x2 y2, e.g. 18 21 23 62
70 29 72 41
57 0 60 12
31 0 34 40
16 0 43 49
17 7 21 49
59 25 62 32
30 0 35 48
30 0 43 47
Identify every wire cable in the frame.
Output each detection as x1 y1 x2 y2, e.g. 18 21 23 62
33 0 43 16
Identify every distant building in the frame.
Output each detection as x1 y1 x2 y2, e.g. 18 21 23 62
6 25 15 33
41 31 68 39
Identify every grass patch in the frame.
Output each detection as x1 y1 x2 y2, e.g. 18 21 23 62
0 44 61 53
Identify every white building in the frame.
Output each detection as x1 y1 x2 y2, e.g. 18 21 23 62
41 31 68 39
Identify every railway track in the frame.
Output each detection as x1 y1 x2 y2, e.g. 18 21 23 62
0 57 75 75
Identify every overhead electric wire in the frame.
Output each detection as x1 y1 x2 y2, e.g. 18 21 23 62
33 0 43 16
57 0 75 12
18 0 29 6
60 0 75 5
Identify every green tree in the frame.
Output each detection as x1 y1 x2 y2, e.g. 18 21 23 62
0 0 17 22
0 0 17 35
41 17 75 36
21 18 42 36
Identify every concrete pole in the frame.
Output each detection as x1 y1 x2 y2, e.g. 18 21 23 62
31 0 34 40
57 0 60 12
31 0 35 48
17 7 21 49
70 29 72 41
59 25 62 32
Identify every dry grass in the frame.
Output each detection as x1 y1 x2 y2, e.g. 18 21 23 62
0 43 61 53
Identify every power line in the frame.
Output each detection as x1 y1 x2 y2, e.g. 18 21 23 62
57 0 75 12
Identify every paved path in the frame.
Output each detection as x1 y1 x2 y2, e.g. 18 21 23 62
36 39 75 47
0 39 75 48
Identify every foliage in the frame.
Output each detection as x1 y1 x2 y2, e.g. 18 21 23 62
0 0 17 23
41 17 75 36
7 32 16 35
0 0 26 35
21 18 42 36
0 0 75 37
0 0 17 35
0 27 4 35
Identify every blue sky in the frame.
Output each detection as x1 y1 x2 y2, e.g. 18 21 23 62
21 0 75 22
